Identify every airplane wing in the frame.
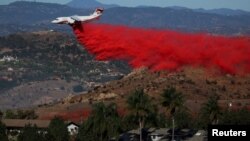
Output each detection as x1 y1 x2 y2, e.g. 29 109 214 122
70 16 81 21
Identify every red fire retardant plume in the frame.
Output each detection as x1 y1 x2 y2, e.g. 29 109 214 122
72 23 250 75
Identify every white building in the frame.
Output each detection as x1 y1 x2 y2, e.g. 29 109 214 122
67 122 79 135
0 56 18 62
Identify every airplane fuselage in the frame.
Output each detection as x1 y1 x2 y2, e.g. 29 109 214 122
51 17 75 24
51 8 103 25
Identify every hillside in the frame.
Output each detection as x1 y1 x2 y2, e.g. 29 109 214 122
1 1 250 35
0 31 130 109
35 68 250 121
66 68 250 103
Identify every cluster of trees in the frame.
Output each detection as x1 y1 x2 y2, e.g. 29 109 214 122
1 87 250 141
1 110 38 120
77 88 250 141
197 95 250 127
0 121 8 141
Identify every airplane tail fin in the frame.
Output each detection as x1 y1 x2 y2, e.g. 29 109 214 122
93 8 104 15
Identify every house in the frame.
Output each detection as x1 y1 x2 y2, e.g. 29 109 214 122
111 128 207 141
1 119 50 134
67 121 79 135
185 130 207 141
0 56 18 62
111 128 149 141
1 119 80 136
7 67 14 71
148 128 169 141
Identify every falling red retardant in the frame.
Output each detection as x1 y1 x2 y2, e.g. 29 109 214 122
72 23 250 75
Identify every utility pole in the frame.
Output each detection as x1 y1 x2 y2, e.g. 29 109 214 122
139 119 142 141
172 117 175 141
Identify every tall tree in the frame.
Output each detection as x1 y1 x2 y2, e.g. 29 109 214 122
48 117 69 141
18 124 44 141
220 109 250 125
77 102 122 141
127 89 153 141
161 87 185 140
198 95 221 128
0 121 8 141
174 109 192 129
0 110 3 119
4 110 16 119
161 87 185 116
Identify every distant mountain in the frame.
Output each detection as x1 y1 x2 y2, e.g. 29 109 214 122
67 0 119 9
149 6 250 16
100 7 250 35
195 8 250 16
0 1 89 24
0 1 90 35
0 1 250 35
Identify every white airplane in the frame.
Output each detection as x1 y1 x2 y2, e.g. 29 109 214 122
51 8 104 25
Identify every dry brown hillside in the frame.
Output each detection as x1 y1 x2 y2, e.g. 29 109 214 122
36 67 250 121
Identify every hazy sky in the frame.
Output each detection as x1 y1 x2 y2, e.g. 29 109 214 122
1 0 250 11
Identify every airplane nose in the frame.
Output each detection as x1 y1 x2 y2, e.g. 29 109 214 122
51 20 57 23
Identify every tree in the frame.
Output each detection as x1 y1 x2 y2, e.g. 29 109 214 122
0 121 8 141
4 110 16 119
161 87 185 116
126 89 153 141
4 109 38 119
123 104 163 131
122 115 139 131
16 110 38 119
77 103 122 141
48 117 69 141
174 109 193 129
161 87 185 141
144 106 167 128
17 124 44 141
0 110 3 119
198 95 221 128
220 109 250 125
73 85 84 93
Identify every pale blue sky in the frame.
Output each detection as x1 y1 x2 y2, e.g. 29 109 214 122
1 0 250 11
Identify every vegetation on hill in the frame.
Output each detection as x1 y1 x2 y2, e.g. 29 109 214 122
3 109 38 120
0 32 130 109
